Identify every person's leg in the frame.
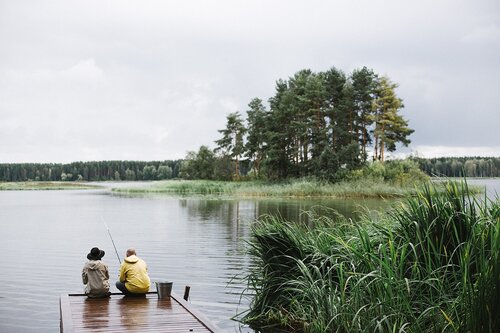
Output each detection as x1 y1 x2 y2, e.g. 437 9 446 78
115 281 130 295
116 281 147 297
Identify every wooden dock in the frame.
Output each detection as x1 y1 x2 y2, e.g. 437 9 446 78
60 292 222 332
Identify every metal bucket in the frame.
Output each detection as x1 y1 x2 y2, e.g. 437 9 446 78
155 281 173 299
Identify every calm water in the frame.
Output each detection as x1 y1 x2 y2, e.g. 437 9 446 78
466 178 500 199
0 179 497 333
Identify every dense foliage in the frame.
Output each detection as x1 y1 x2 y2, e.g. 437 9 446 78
240 182 499 332
205 66 414 181
347 159 429 186
0 160 182 182
412 157 500 177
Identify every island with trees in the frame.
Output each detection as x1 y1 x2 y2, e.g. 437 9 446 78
1 66 498 195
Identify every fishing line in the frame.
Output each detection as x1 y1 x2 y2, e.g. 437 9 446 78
101 216 121 265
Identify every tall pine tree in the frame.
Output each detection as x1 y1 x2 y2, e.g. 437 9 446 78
245 98 267 178
371 76 413 161
215 112 247 180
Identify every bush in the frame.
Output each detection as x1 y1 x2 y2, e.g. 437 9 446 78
347 159 429 186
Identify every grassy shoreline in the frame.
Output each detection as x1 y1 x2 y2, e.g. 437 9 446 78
112 179 428 198
112 178 485 199
1 178 484 198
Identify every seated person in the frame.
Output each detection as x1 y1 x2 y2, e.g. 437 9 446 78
116 248 150 296
82 247 111 298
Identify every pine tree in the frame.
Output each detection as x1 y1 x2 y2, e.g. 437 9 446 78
371 76 413 161
245 98 267 178
215 112 247 180
263 79 294 179
351 67 377 161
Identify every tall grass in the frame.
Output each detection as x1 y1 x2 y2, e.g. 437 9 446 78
113 178 422 198
0 181 100 190
239 181 499 332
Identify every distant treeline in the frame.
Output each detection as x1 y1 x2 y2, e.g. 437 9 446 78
0 160 182 182
412 157 500 177
0 157 498 182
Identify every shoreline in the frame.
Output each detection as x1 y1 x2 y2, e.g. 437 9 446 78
0 178 488 198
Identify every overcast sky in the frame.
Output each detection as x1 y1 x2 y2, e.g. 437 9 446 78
1 0 499 163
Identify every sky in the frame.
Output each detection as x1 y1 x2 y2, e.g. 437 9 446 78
1 0 499 163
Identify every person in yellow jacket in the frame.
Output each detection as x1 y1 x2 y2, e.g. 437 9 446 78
116 248 151 295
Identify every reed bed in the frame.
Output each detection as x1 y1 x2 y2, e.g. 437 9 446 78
239 181 499 332
113 179 420 198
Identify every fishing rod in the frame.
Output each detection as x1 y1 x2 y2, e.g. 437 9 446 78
101 216 121 265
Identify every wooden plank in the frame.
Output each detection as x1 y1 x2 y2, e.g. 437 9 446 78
171 293 224 333
59 294 75 333
60 292 222 333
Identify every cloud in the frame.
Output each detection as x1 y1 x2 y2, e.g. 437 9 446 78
0 0 499 163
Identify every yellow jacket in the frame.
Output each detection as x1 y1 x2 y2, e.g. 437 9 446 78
119 255 150 293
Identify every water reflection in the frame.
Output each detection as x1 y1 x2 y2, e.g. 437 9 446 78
117 297 150 329
0 188 406 333
156 297 173 311
83 298 110 329
181 197 395 226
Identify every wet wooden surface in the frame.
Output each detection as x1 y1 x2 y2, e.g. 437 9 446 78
60 292 221 333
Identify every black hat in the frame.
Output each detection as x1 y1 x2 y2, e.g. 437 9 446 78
87 247 105 260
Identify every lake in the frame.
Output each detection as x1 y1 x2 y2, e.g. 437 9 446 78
0 179 497 332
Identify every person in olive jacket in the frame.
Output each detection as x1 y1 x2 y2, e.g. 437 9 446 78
82 247 111 298
116 248 151 295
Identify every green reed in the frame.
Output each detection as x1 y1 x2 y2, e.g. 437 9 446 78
239 180 499 332
114 178 423 198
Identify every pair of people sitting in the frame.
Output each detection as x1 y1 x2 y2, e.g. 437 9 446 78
82 247 150 298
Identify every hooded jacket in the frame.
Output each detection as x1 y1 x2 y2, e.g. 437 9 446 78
82 260 110 298
119 255 150 293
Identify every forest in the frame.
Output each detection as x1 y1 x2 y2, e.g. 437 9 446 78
183 66 413 181
0 155 497 183
412 156 500 177
0 160 182 182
